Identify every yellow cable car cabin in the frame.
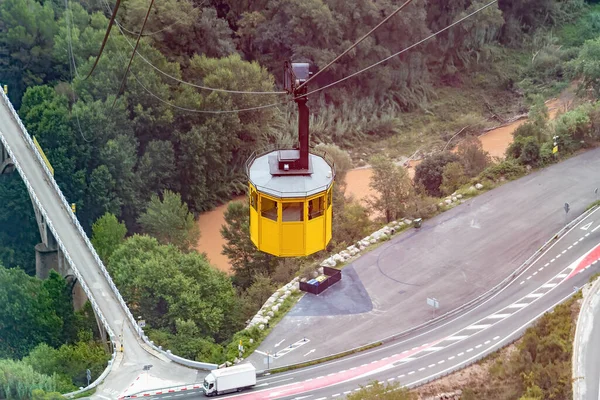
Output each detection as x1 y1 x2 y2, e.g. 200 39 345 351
247 149 334 257
246 61 335 257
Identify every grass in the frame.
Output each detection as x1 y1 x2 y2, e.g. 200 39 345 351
68 387 97 399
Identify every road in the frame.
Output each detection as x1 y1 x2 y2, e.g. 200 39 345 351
250 148 600 368
0 96 199 398
124 211 600 399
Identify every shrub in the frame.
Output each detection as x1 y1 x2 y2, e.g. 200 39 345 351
456 136 491 177
479 160 526 181
440 162 468 196
414 152 460 197
519 137 541 166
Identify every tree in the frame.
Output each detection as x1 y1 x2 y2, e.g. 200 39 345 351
240 274 277 320
221 201 278 289
368 155 415 223
0 0 59 107
0 265 63 359
414 152 460 197
108 235 240 340
456 136 491 177
0 174 39 275
440 162 467 196
91 213 127 264
568 37 600 97
314 143 352 191
138 190 199 252
519 137 541 166
136 140 177 204
0 359 62 399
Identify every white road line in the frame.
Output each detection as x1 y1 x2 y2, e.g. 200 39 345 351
527 276 532 280
418 368 426 372
438 360 445 364
551 258 556 262
562 249 567 254
486 314 511 319
557 273 567 278
350 367 357 370
475 344 482 349
580 237 585 242
586 232 591 237
408 371 415 375
387 378 395 382
567 263 577 270
568 246 573 250
525 293 543 298
457 352 464 356
539 267 544 271
466 348 473 352
399 357 416 362
493 336 500 340
428 364 436 368
464 324 491 329
315 397 327 400
506 303 528 308
332 393 340 397
593 224 600 233
545 262 550 267
574 241 579 246
484 340 491 345
533 271 538 276
556 254 562 259
520 280 525 285
444 335 468 341
398 374 405 378
448 356 455 360
343 391 351 395
541 283 557 288
421 347 443 352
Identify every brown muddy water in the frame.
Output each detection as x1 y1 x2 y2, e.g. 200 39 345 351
197 99 563 273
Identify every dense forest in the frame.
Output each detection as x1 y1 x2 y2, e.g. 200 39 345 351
4 0 600 393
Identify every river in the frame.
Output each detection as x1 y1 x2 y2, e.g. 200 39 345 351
196 99 564 273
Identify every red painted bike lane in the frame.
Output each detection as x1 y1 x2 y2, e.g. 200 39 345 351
567 242 600 280
224 340 444 399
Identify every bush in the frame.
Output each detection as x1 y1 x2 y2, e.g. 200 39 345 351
456 136 491 177
519 137 541 166
479 160 526 181
414 152 460 197
440 162 468 196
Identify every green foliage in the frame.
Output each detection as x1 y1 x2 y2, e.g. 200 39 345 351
347 381 416 400
0 0 58 107
148 320 224 364
461 296 578 399
440 162 468 196
25 332 109 390
240 274 277 322
0 266 63 359
332 193 373 247
519 137 542 166
455 136 491 178
568 37 600 97
553 105 591 146
108 235 241 341
414 152 461 197
0 359 61 399
479 159 527 181
368 155 416 222
91 213 127 264
559 5 600 47
138 190 200 252
0 174 39 274
220 201 278 290
314 143 352 189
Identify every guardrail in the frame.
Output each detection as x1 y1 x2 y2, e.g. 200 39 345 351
572 274 600 398
0 133 117 396
260 204 598 373
0 91 218 387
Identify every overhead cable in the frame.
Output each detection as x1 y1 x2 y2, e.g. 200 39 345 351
297 0 414 90
298 0 499 100
112 0 156 108
98 0 285 95
84 0 123 79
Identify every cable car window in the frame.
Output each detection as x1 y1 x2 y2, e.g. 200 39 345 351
261 197 278 221
308 196 324 219
250 190 258 210
282 202 304 222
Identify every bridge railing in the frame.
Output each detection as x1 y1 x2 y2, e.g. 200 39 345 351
0 132 117 395
0 90 218 373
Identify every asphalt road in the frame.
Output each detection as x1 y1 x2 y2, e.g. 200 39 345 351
125 210 600 399
0 98 200 399
249 148 600 368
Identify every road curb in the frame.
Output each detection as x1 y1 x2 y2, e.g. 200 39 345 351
259 206 598 375
572 272 600 399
